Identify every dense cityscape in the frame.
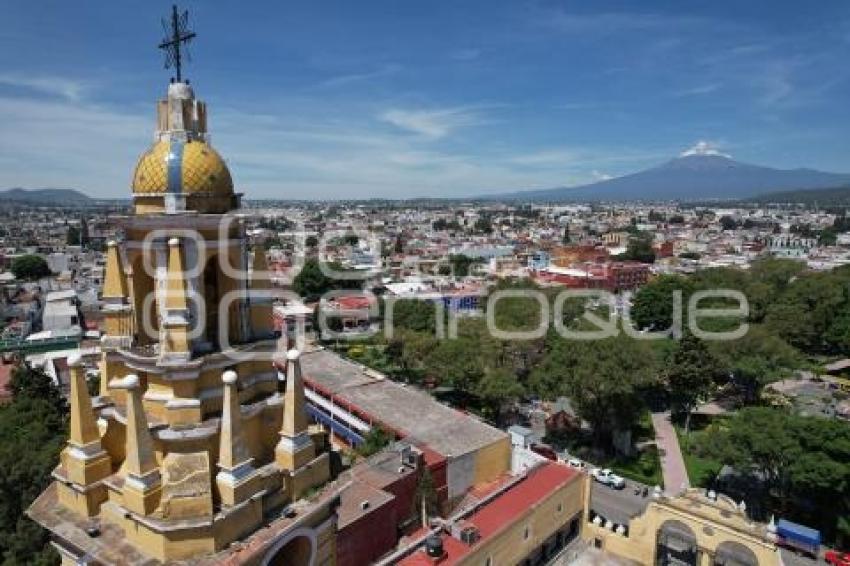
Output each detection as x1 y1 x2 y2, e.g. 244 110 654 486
1 2 849 566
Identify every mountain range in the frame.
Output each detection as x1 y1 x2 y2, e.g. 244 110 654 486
5 151 850 205
0 188 93 205
487 150 850 202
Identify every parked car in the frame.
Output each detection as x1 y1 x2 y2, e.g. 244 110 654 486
826 550 850 566
591 468 626 489
566 458 586 470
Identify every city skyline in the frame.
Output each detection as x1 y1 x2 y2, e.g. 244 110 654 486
2 0 850 200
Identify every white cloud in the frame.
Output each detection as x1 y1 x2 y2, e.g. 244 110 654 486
0 74 88 101
591 170 613 181
379 107 486 139
0 70 671 201
317 63 402 88
0 94 148 195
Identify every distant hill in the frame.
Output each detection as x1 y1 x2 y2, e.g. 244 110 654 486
485 150 850 202
0 188 93 205
747 185 850 206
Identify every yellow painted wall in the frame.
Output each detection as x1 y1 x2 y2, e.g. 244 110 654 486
583 493 781 566
472 436 511 486
457 473 584 566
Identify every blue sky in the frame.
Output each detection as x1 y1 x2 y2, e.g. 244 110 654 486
1 0 849 199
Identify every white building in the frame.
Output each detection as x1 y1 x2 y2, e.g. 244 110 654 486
41 289 81 332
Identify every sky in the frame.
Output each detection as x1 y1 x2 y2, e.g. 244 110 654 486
1 0 849 200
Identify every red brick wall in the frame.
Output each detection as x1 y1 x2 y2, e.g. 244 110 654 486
337 501 399 566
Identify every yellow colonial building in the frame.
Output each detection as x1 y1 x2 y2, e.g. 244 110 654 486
28 75 336 565
585 488 782 566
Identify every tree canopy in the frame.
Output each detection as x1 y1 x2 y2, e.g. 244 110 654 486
10 255 50 281
0 364 67 565
666 334 722 434
618 233 656 263
530 333 657 449
697 408 850 544
292 258 362 302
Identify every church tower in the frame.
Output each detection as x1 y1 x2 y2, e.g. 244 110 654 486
29 7 335 564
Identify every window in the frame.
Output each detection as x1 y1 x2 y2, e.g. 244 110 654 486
557 502 563 513
524 526 530 540
484 557 492 566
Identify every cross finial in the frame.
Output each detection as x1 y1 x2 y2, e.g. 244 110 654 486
158 4 196 83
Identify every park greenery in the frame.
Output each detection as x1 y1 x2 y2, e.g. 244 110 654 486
316 256 850 541
688 408 850 546
0 364 67 565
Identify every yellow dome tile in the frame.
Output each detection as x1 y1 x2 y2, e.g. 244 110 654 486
181 141 233 196
131 141 170 193
130 139 233 197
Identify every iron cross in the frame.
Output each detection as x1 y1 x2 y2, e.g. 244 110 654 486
158 5 196 83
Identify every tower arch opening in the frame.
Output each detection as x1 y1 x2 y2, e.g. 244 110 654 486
656 519 698 566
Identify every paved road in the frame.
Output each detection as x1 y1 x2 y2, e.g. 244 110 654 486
651 411 690 494
589 480 652 526
780 548 820 566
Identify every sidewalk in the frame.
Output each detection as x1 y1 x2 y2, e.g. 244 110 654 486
651 411 690 494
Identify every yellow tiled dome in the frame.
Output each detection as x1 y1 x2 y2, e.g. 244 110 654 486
131 140 233 196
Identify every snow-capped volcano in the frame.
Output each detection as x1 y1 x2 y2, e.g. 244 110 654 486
489 143 850 201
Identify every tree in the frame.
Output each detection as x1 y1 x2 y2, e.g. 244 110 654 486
749 258 804 294
414 467 439 525
698 408 850 542
666 334 721 436
388 299 438 334
474 216 493 234
709 325 800 404
474 367 524 425
423 338 485 392
719 215 739 231
448 254 479 277
764 271 848 354
79 216 89 247
819 227 838 246
292 258 361 302
619 233 656 263
357 426 391 458
66 225 81 246
396 331 438 382
530 334 657 452
562 225 570 244
0 365 67 565
630 275 695 332
10 255 50 281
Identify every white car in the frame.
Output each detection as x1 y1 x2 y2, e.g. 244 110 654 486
566 458 586 470
591 468 626 489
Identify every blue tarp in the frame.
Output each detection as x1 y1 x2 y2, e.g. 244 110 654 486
777 519 821 546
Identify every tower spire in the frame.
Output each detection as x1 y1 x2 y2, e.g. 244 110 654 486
158 4 196 82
